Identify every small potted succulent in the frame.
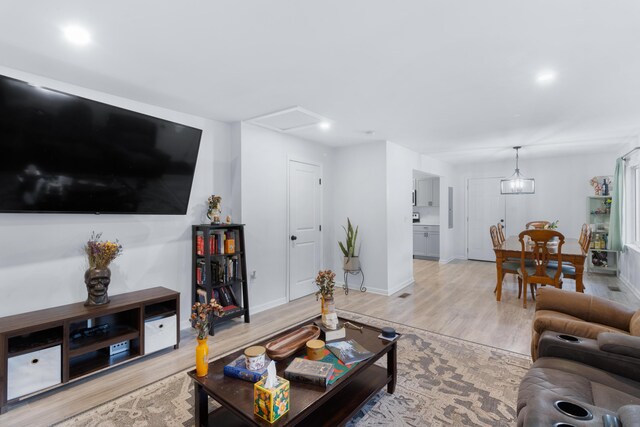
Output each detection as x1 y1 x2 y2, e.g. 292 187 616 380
338 218 360 271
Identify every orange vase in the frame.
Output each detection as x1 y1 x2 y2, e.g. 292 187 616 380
196 338 209 377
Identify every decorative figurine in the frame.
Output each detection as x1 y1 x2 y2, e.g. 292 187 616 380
207 195 222 224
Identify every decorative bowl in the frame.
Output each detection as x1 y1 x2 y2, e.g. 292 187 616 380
265 325 320 360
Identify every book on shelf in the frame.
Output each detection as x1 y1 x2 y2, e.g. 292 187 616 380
284 358 333 387
325 339 374 365
196 288 208 304
313 320 346 342
226 285 239 305
218 286 231 306
222 286 237 305
196 231 204 255
223 354 271 382
220 305 244 316
195 259 207 285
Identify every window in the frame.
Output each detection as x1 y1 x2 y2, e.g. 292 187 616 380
635 166 640 245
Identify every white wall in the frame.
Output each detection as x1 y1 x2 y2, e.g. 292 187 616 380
454 149 619 258
332 142 388 294
0 67 232 327
382 142 458 295
239 123 334 313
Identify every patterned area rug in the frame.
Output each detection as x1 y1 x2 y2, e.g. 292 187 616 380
56 311 531 426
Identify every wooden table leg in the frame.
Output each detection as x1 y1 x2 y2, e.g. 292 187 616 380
387 342 397 394
194 382 208 427
574 263 585 293
495 251 504 301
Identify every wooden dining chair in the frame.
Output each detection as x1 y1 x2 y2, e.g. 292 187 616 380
548 227 591 286
491 225 522 299
525 221 551 230
578 223 589 246
517 229 565 308
496 222 505 244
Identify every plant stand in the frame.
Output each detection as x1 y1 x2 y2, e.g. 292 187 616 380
343 268 366 295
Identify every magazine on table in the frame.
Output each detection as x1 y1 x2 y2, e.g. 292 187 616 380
325 339 374 365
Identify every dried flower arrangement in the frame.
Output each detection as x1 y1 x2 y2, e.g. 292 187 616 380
84 232 123 269
590 177 603 196
545 220 560 229
315 269 336 300
191 300 224 339
208 195 222 212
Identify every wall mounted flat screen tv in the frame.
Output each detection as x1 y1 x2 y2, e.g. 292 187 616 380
0 74 202 214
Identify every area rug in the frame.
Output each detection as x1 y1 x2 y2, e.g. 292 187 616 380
56 311 531 426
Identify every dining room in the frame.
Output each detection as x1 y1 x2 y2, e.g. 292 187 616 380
458 142 636 308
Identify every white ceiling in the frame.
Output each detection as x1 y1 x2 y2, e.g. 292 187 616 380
1 1 639 163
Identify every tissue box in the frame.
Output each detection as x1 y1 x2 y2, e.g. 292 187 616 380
253 376 290 423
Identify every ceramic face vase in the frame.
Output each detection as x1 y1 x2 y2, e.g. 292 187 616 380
84 268 111 306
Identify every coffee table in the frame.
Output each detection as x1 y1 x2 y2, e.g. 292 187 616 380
187 316 399 426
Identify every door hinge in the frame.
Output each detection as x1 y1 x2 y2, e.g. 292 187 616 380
319 178 322 185
319 225 322 231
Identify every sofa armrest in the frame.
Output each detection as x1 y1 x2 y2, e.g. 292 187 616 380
598 333 640 359
538 330 640 383
536 288 635 331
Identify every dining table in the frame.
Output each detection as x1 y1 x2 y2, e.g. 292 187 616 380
493 236 587 301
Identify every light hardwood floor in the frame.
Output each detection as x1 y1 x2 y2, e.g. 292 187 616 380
1 259 637 426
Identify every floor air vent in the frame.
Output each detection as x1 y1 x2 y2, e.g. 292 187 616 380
398 293 411 298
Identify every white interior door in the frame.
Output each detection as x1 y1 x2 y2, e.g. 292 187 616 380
467 178 506 261
288 160 321 300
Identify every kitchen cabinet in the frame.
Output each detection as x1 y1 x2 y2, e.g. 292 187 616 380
413 229 428 257
416 178 439 207
426 231 440 258
413 225 439 260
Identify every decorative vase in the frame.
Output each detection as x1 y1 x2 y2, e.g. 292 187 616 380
343 256 360 271
84 267 111 306
321 295 339 330
207 208 221 225
196 338 209 377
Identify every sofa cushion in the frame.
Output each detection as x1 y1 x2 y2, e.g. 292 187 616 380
618 405 640 425
518 358 640 415
629 311 640 336
533 310 629 340
536 288 635 331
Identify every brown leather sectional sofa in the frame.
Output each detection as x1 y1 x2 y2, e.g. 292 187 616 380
518 288 640 426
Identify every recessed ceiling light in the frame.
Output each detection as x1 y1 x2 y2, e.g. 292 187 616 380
318 121 331 131
63 25 91 46
536 70 556 85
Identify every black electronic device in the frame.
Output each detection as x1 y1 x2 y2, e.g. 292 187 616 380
0 74 202 214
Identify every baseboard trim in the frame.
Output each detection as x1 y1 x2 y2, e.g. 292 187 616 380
336 277 414 296
387 278 414 296
439 256 456 264
618 274 640 301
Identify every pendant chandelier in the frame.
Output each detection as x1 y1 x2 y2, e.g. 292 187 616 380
500 146 535 194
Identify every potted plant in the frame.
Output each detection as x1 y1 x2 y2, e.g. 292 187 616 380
338 218 360 271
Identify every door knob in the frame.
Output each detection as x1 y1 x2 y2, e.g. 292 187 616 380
290 235 297 241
